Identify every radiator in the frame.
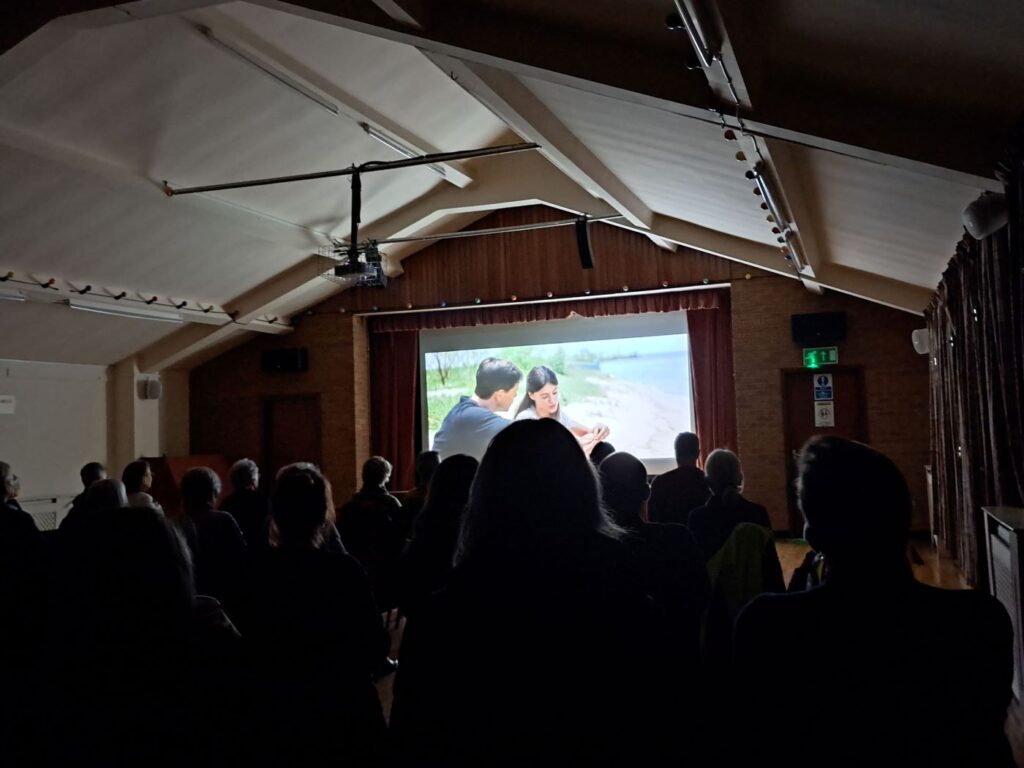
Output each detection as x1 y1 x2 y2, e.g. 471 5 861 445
19 494 76 532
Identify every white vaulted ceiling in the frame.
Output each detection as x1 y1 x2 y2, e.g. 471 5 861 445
0 0 1021 367
789 147 982 289
522 76 780 247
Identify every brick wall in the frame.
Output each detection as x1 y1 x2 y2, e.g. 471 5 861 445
731 274 931 532
190 208 930 528
189 312 370 498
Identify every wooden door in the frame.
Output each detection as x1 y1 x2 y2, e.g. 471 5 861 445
782 367 867 531
263 395 322 479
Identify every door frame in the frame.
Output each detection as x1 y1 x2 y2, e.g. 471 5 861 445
779 365 869 532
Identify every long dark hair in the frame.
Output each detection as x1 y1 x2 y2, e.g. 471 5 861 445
456 419 620 568
271 463 334 548
409 454 479 557
514 365 559 417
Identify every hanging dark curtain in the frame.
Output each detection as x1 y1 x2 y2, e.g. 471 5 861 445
367 288 734 490
926 124 1024 587
367 289 722 332
369 330 420 491
688 290 737 464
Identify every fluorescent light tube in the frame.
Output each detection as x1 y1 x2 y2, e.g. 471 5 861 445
67 299 183 324
0 287 26 302
360 123 447 177
180 308 230 326
198 25 340 117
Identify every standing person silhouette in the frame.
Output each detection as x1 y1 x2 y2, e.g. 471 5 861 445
393 419 685 766
735 436 1014 766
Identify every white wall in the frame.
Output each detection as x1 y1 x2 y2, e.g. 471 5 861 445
109 359 189 472
0 359 108 500
0 357 190 506
159 370 190 457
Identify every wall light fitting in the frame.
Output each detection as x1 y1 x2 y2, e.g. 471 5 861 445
671 0 719 68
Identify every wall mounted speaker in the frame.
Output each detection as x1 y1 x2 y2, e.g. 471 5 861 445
791 312 847 346
261 347 308 373
963 192 1008 241
575 218 595 270
138 378 162 400
911 328 930 355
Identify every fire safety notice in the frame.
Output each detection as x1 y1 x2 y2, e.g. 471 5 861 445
814 401 835 428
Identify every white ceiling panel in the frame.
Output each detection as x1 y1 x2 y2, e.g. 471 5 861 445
0 142 311 305
520 75 778 246
793 146 982 288
0 3 510 235
192 3 509 153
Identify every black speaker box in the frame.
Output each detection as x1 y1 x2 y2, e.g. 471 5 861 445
261 347 308 373
575 218 595 269
791 312 847 346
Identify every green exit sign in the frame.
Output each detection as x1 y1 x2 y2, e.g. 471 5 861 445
803 346 839 369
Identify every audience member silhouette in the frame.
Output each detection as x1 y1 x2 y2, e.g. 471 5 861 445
395 450 440 542
67 460 107 518
174 466 246 608
397 454 478 619
122 458 163 514
687 448 771 561
240 462 388 766
599 451 710 668
648 432 710 525
735 436 1014 766
0 462 47 765
81 460 107 487
338 456 404 610
588 439 616 467
391 419 685 766
221 457 271 548
46 504 202 766
59 477 128 542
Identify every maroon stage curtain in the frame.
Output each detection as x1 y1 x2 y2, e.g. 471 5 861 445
368 288 734 484
687 290 737 465
369 329 420 491
925 122 1024 587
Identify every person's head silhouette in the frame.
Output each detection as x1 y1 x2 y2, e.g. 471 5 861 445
82 478 128 514
598 451 650 527
674 432 700 467
423 455 478 517
797 436 911 577
272 463 334 548
457 418 616 567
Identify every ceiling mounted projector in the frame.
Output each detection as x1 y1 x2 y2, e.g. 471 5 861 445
324 242 389 288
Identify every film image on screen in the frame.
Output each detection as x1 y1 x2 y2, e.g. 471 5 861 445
420 313 693 472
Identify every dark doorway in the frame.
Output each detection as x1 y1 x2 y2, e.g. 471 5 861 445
263 395 322 480
782 367 868 531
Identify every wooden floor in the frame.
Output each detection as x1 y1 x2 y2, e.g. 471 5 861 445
376 539 1021 765
776 536 967 589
